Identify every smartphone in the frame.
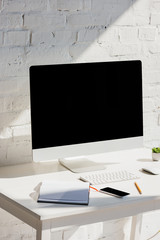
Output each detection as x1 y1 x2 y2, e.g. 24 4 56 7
99 187 130 198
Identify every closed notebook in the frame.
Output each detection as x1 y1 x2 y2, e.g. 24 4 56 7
38 180 90 205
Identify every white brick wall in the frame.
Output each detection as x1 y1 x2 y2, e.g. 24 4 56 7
0 0 160 239
4 30 30 46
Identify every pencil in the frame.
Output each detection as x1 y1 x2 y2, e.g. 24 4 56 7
89 185 99 192
134 182 142 194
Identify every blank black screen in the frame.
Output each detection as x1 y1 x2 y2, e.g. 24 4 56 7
30 61 143 150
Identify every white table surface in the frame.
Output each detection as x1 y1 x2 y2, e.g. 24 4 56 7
1 148 160 231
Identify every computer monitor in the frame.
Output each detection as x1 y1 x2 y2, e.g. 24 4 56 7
30 60 143 172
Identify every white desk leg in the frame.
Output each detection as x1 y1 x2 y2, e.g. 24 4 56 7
36 221 51 240
130 214 143 240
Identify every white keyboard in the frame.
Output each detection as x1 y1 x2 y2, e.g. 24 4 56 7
80 169 139 185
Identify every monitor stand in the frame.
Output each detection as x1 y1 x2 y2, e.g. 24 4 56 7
58 157 105 173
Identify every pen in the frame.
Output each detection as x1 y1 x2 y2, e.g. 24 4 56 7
134 182 142 194
89 185 99 192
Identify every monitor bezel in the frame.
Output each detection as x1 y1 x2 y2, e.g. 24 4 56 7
32 136 143 162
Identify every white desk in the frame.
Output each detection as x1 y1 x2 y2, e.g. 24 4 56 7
0 148 160 240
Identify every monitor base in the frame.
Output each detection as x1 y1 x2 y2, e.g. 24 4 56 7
58 158 105 173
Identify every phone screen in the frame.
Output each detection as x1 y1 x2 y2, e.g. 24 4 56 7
99 187 130 198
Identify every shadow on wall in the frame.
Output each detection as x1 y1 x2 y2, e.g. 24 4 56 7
0 0 139 166
67 0 139 62
25 0 139 65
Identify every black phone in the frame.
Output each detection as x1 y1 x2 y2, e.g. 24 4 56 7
99 187 130 198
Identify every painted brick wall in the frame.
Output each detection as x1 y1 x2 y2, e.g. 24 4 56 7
0 0 160 239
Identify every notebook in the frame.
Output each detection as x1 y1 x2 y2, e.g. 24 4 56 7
38 180 90 205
